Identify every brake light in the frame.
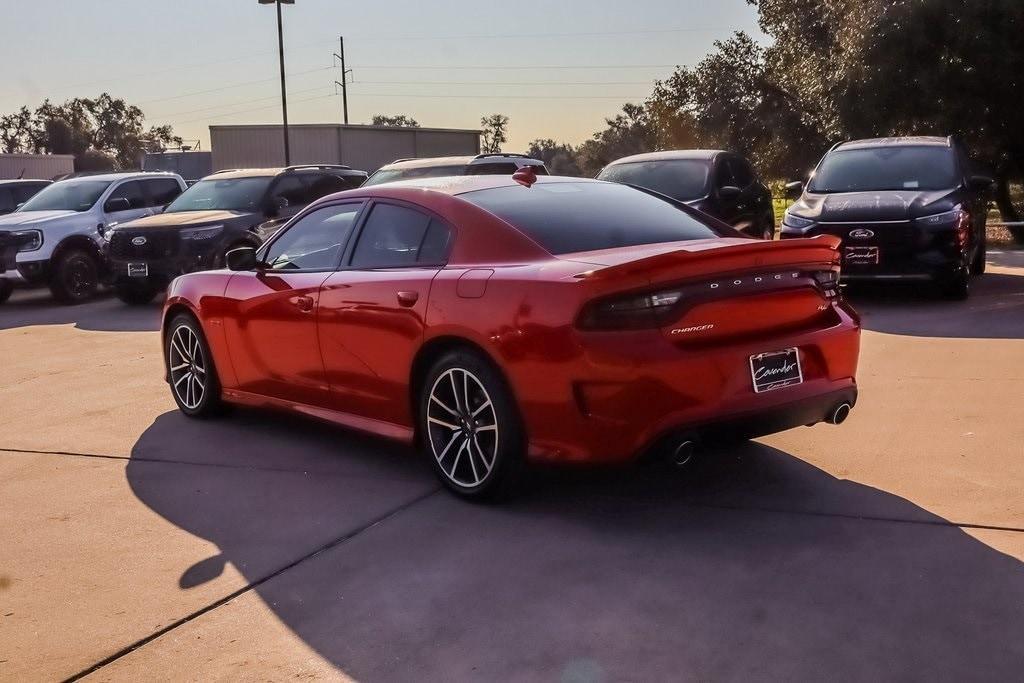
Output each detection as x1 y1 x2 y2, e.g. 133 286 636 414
577 287 685 330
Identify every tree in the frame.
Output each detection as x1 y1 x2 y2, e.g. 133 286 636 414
525 139 582 176
0 94 181 171
480 114 509 154
575 103 656 177
371 114 420 127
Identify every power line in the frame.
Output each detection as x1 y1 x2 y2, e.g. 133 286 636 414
153 85 331 119
137 66 335 105
347 92 650 100
351 80 655 86
171 93 339 125
353 64 678 70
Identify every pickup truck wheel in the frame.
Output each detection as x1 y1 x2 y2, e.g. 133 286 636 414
114 281 159 305
49 249 99 304
166 313 224 418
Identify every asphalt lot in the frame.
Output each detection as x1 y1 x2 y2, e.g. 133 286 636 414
2 252 1024 682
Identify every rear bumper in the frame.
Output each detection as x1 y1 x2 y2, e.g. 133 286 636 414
513 305 861 464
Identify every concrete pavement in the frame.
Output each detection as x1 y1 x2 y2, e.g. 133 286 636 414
1 255 1023 681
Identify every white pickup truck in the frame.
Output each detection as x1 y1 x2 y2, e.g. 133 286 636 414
0 171 186 304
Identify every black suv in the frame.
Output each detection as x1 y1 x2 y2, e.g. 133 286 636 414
781 137 992 299
363 153 548 186
105 164 367 303
597 150 776 239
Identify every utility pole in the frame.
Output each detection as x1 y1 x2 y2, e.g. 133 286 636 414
333 36 353 124
260 0 294 164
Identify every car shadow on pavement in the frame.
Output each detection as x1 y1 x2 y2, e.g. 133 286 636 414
126 411 1024 681
847 270 1024 339
0 289 162 332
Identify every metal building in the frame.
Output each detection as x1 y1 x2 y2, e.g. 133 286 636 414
210 124 481 173
0 153 75 180
142 151 213 183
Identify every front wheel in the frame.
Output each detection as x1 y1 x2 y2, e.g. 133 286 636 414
165 314 224 417
49 249 99 304
420 350 525 500
115 280 159 305
939 265 971 300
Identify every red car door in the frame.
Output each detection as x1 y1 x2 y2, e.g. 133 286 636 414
222 202 364 407
317 200 452 427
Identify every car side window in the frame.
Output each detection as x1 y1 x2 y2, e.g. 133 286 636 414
728 158 755 187
713 160 737 190
106 181 146 211
305 173 350 202
14 184 46 204
263 203 362 271
144 178 183 207
268 175 307 209
466 162 518 176
0 188 15 213
350 203 445 268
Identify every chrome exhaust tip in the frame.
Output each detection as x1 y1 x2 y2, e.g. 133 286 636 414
671 440 697 468
827 402 852 425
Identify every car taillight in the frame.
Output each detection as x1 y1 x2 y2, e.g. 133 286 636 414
812 268 841 299
577 287 685 330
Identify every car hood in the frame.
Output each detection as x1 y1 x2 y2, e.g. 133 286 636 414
791 189 960 222
0 210 79 227
116 210 252 229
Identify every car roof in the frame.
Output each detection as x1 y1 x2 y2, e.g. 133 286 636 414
377 157 477 171
206 165 367 180
57 171 181 183
604 150 726 166
836 136 951 151
0 179 51 185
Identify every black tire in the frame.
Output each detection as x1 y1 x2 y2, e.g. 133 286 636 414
761 212 775 241
419 349 525 501
0 279 12 305
971 233 987 275
939 266 971 300
165 313 224 418
114 280 159 305
49 248 99 304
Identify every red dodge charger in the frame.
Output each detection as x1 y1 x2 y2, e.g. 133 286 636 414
161 172 860 499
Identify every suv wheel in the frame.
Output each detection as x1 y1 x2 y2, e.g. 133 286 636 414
49 249 99 304
166 313 224 417
0 279 12 305
115 280 159 305
939 265 971 300
420 350 525 500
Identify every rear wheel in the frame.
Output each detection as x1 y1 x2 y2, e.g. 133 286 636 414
165 313 223 418
939 265 971 300
49 249 99 304
0 279 11 304
115 280 159 305
420 350 525 500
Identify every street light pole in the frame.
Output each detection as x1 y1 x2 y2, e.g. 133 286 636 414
260 0 294 164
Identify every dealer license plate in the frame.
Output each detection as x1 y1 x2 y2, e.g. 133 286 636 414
128 263 149 277
750 348 803 393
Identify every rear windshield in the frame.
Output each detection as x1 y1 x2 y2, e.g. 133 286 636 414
809 146 959 193
597 159 710 201
19 180 111 212
363 165 467 186
466 162 549 176
461 181 720 255
165 176 273 212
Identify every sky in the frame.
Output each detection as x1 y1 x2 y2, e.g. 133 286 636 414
2 0 763 152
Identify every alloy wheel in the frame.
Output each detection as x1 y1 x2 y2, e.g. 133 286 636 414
65 256 96 299
426 367 500 489
168 323 207 410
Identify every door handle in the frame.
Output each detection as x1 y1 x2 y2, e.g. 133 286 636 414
396 290 419 307
294 295 314 312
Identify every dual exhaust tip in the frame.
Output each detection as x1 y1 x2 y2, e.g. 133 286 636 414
667 401 853 468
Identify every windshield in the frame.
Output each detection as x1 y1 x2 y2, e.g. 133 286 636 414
18 180 112 212
462 181 720 255
165 176 273 212
809 146 959 193
363 165 466 187
597 159 710 201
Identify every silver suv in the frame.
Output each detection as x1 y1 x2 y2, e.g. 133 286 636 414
0 171 186 304
363 153 548 186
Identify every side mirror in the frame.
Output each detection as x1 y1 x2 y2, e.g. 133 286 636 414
968 175 994 191
104 197 131 213
718 185 742 200
226 246 258 271
785 181 804 199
